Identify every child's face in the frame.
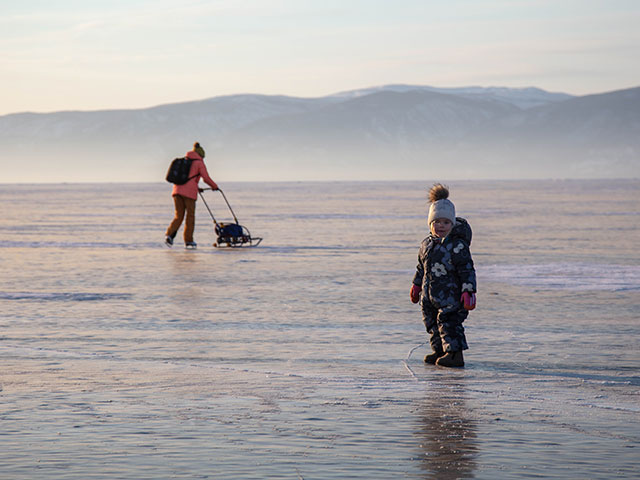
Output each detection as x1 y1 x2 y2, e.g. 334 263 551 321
430 218 453 238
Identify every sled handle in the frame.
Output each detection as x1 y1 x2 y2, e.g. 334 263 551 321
200 188 239 224
198 189 218 225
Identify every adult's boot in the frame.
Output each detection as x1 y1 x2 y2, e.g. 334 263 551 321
436 351 464 368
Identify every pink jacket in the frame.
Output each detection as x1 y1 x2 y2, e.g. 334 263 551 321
172 150 218 200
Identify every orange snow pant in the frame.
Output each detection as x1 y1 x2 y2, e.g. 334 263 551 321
166 195 196 243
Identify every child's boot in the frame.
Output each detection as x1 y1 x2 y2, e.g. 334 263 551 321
424 349 444 364
436 350 464 368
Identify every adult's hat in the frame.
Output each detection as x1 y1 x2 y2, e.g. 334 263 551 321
193 142 205 158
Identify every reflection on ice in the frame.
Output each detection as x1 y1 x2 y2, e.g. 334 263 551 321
416 377 477 480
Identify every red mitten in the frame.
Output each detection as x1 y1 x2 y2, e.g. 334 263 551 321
410 284 421 304
461 292 476 310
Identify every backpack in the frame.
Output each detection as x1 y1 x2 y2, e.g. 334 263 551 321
165 157 196 185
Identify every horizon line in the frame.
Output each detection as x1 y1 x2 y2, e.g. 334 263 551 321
3 83 639 117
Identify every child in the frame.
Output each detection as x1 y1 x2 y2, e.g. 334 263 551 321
410 184 477 368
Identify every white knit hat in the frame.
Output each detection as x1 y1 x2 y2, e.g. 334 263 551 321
428 198 456 225
427 184 456 225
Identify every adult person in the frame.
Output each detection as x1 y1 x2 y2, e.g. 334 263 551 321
165 142 218 249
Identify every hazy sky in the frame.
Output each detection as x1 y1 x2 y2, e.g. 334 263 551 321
2 0 639 115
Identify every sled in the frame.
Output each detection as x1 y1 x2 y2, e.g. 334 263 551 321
198 188 263 248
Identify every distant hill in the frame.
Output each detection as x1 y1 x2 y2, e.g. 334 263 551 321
332 84 573 109
1 85 637 182
459 87 640 177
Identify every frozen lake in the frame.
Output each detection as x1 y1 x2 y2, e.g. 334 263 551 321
1 180 639 479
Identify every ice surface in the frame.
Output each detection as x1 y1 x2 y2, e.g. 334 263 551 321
0 180 638 479
481 263 640 291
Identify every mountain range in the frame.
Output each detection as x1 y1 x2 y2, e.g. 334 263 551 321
1 84 638 182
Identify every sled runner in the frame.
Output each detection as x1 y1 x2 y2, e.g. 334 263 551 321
198 188 263 248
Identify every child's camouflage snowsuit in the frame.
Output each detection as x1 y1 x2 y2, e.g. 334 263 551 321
412 217 477 353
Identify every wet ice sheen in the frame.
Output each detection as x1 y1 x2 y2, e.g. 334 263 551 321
1 180 639 479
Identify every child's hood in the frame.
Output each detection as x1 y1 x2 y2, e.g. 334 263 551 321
450 217 472 245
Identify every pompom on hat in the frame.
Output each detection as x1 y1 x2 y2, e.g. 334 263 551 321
193 142 205 159
427 183 456 225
